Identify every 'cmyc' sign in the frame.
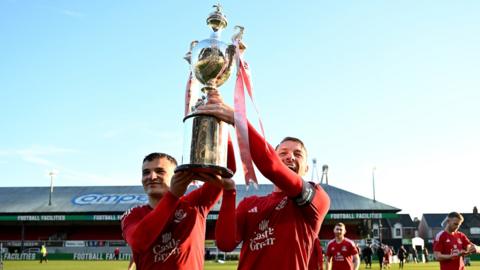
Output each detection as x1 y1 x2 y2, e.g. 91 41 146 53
72 193 147 205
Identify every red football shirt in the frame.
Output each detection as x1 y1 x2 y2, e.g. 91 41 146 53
308 238 324 270
383 246 392 264
122 183 221 270
215 122 331 270
434 230 471 270
326 238 358 270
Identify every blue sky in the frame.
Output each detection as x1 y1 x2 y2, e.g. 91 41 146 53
1 1 479 219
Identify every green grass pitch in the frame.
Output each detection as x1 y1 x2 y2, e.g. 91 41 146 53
2 260 480 270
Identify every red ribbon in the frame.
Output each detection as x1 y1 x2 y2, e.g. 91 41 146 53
233 41 267 186
184 72 195 117
184 71 198 187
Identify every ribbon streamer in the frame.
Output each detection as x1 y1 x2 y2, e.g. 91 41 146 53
233 40 268 186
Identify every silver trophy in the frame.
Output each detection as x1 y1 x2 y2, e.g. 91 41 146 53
176 5 243 177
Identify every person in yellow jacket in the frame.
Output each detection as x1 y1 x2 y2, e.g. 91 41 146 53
39 244 48 263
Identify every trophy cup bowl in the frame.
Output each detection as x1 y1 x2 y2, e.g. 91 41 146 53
191 39 235 88
175 5 236 178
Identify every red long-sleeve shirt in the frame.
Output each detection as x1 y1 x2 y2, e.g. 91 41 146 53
326 238 358 270
434 230 471 270
309 238 324 270
122 183 221 270
215 122 330 270
121 139 235 270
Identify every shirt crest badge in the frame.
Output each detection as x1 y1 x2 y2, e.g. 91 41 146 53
259 219 269 231
174 209 187 223
162 232 172 243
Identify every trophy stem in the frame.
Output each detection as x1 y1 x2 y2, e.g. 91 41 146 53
177 113 233 178
201 86 221 105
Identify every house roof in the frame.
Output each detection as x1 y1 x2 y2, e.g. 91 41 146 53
386 214 416 227
321 184 400 212
422 213 480 229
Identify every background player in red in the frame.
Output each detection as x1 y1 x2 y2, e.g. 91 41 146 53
121 152 233 270
382 245 392 269
113 247 120 260
196 100 330 270
325 223 360 270
433 212 480 270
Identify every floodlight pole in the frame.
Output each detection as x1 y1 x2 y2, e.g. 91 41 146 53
321 164 329 185
48 171 56 206
311 158 320 183
372 167 376 202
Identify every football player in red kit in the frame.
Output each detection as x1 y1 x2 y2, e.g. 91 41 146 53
434 212 480 270
326 223 360 270
122 152 234 270
196 99 330 270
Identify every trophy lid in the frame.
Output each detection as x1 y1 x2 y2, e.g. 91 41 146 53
207 4 228 32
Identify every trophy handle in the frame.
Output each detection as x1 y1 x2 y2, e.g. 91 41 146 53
232 25 246 51
184 40 199 64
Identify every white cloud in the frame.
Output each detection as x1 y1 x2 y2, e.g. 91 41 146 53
57 168 138 186
100 123 181 141
59 9 85 18
101 129 121 139
36 5 86 19
0 145 77 167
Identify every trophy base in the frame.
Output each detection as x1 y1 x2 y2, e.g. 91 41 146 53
175 164 234 178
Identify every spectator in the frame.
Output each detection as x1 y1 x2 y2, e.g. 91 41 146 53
39 244 47 263
376 244 384 270
362 245 373 269
397 245 407 269
114 247 120 260
423 248 429 263
411 247 418 263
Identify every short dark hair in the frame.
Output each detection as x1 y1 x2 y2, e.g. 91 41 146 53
447 211 464 221
143 152 177 166
275 136 308 155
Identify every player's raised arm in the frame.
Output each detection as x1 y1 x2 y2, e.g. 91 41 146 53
195 100 303 197
215 178 242 251
122 171 194 253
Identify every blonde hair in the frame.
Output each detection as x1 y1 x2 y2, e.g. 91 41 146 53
335 222 346 228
